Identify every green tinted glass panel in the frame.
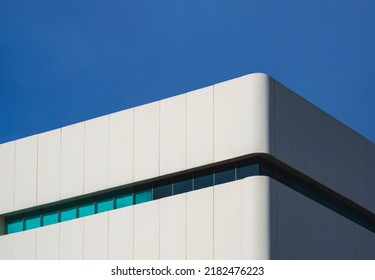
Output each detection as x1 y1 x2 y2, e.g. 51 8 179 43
96 194 114 213
194 169 213 190
78 199 95 218
174 174 193 195
115 189 133 208
134 186 152 204
153 180 172 200
42 210 59 226
237 163 259 180
6 217 23 234
25 213 41 230
215 164 235 185
60 204 77 222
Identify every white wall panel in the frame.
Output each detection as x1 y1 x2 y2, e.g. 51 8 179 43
242 177 271 259
186 187 213 259
186 86 214 168
36 224 59 260
108 109 134 187
160 95 186 175
160 194 186 259
83 213 108 259
0 141 15 214
108 207 134 260
134 102 160 182
0 234 13 260
214 73 271 162
61 123 84 200
37 129 61 205
59 219 84 260
134 201 159 259
84 116 109 193
13 230 36 260
14 136 37 210
214 181 242 259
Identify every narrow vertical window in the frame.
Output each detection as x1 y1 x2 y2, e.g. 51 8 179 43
153 179 172 200
134 185 152 204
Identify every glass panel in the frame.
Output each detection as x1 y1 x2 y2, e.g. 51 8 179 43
6 216 23 234
215 163 235 185
174 174 192 195
237 161 259 180
134 185 152 204
153 179 172 200
115 188 133 209
194 169 213 190
25 212 41 230
96 193 114 213
42 208 59 226
60 203 77 222
77 198 95 218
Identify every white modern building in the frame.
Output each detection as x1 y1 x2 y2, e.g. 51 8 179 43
0 73 374 260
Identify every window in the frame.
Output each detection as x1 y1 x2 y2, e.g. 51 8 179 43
153 179 172 200
215 163 235 185
96 193 114 213
24 211 41 230
77 198 95 218
60 203 77 222
194 169 213 190
42 208 59 226
174 174 193 195
114 188 133 209
6 216 23 234
134 185 152 204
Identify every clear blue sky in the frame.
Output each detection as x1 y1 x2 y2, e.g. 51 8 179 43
1 0 374 144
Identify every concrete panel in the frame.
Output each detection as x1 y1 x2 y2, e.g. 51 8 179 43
322 114 339 190
274 81 292 164
83 213 108 259
59 218 84 260
84 116 109 193
338 123 353 199
242 177 271 259
108 207 134 260
214 181 242 259
37 129 61 205
350 134 367 207
108 109 134 187
13 230 36 259
36 224 60 260
160 194 186 259
366 140 375 213
160 94 186 175
134 102 160 182
186 187 213 259
61 123 84 200
214 73 271 162
309 199 327 259
134 200 159 259
0 234 13 260
324 209 344 259
186 86 214 169
0 141 15 214
14 135 37 210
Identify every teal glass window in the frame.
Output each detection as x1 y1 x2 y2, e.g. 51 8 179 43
25 212 41 230
115 188 133 209
174 174 192 195
42 208 59 226
153 180 172 200
194 169 213 190
96 193 114 213
215 164 235 185
60 203 77 222
77 198 95 218
6 216 23 234
134 185 152 204
237 161 259 180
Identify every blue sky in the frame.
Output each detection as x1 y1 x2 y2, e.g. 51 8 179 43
1 0 374 144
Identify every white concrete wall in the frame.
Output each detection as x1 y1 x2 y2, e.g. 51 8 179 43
0 141 15 214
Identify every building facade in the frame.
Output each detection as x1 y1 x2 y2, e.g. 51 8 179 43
0 73 374 259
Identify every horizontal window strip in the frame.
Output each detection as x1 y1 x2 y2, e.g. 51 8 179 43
4 156 375 235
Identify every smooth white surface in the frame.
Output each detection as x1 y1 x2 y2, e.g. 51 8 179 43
133 200 160 260
84 115 109 193
37 129 61 205
0 234 12 259
0 141 15 214
134 101 160 182
59 219 84 260
108 207 134 260
13 230 36 260
60 122 84 200
14 135 37 210
160 94 186 175
108 109 134 187
186 187 213 259
186 86 214 169
160 194 186 259
83 213 108 260
214 73 271 162
36 224 59 260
